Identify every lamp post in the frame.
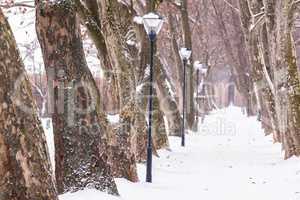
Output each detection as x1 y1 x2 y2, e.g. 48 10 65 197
179 48 192 147
142 12 164 183
194 61 202 128
198 63 208 121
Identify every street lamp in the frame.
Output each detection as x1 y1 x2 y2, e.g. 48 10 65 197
179 47 192 147
142 12 164 183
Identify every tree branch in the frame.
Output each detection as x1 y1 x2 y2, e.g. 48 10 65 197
0 3 34 8
221 0 239 13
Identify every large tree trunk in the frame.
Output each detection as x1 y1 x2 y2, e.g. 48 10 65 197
239 0 300 159
229 2 255 115
168 8 184 112
136 1 182 137
238 0 280 143
97 0 148 165
181 0 195 129
135 82 169 151
152 95 169 150
262 0 300 158
211 0 251 114
154 57 182 137
74 0 140 179
85 0 169 157
76 0 170 160
77 0 120 114
35 1 119 194
99 0 167 161
259 24 281 142
276 0 300 157
0 9 58 200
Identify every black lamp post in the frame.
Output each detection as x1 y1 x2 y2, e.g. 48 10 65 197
194 61 202 126
142 12 164 183
179 48 192 147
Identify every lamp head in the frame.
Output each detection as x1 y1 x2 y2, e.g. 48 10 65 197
193 61 208 74
179 47 192 61
194 61 202 70
142 12 164 41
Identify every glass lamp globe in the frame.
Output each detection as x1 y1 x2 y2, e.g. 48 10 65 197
194 61 202 70
142 12 164 38
179 48 192 60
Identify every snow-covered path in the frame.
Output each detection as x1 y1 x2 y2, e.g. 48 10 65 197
55 107 300 200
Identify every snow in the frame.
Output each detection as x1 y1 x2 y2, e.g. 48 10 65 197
42 106 300 200
4 3 298 200
165 79 176 100
41 118 55 169
136 83 145 93
193 60 202 70
126 39 136 46
4 5 45 74
133 16 143 25
179 47 192 60
3 5 102 76
60 189 120 200
107 114 120 124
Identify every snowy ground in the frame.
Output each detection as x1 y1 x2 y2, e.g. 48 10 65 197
4 5 299 200
42 106 300 200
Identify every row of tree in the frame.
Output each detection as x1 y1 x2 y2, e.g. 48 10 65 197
237 0 300 159
0 0 299 199
0 0 190 199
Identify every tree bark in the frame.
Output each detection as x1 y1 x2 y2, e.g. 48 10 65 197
239 0 300 159
262 0 300 158
168 9 184 111
137 1 182 137
135 82 169 151
181 0 195 129
0 8 58 200
96 0 170 151
238 0 280 142
35 1 119 194
211 0 251 114
154 57 182 137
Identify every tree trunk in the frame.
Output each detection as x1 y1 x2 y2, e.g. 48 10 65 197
238 0 280 143
136 82 169 151
262 0 300 158
239 0 300 158
0 8 58 200
181 0 195 129
35 1 119 194
136 1 182 137
97 0 169 153
94 0 150 170
229 2 255 115
168 9 184 111
211 0 251 114
152 95 169 150
154 57 182 137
